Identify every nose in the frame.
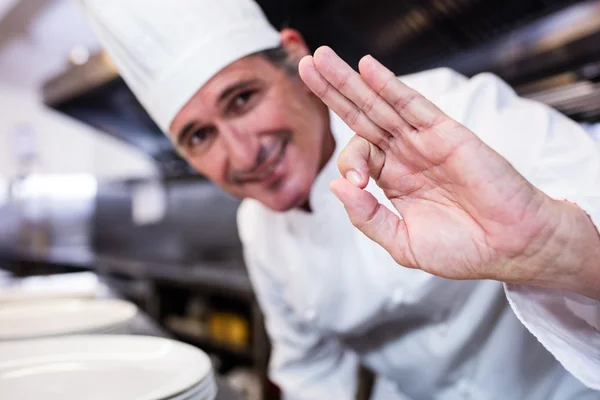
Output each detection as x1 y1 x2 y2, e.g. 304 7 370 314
219 122 259 172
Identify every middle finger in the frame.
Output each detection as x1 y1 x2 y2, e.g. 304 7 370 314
312 46 416 139
298 54 390 149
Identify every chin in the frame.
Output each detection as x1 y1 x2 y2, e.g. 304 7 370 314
265 191 309 212
264 180 312 212
252 168 317 212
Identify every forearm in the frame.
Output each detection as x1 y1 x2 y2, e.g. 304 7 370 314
533 199 600 300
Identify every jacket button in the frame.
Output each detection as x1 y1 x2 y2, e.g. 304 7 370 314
304 309 316 322
391 288 404 305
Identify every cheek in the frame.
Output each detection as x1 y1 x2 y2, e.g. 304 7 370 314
186 149 257 200
243 96 292 133
186 152 227 187
280 96 322 148
286 144 320 185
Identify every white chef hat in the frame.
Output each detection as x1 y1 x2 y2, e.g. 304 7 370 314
77 0 281 133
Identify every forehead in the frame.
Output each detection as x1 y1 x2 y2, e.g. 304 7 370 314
169 55 280 136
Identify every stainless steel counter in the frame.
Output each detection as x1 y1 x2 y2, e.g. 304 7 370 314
0 247 253 299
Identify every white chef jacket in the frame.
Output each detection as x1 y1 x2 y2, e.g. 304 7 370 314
237 68 600 400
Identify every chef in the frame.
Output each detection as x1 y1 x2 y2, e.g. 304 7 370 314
78 0 600 398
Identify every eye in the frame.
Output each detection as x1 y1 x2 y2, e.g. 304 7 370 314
229 90 256 114
186 127 215 150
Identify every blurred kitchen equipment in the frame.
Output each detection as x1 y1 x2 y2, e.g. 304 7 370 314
226 368 262 400
43 0 600 171
208 311 251 350
93 178 243 265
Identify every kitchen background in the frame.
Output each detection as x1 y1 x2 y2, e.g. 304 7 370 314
0 1 598 399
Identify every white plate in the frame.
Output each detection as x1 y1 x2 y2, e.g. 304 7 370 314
166 370 217 400
0 335 213 400
0 298 137 340
0 272 99 303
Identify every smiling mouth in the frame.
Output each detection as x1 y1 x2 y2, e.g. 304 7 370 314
232 133 290 185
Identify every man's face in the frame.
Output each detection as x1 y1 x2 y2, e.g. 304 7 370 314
169 49 331 212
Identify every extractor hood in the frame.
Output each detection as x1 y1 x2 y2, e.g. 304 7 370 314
42 52 199 178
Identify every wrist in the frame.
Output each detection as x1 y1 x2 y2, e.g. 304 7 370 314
529 198 600 299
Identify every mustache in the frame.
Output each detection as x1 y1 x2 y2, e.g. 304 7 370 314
228 131 291 185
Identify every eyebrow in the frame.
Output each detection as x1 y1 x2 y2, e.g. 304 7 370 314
176 121 199 147
217 78 260 105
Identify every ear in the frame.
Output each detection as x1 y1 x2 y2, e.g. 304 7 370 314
280 28 310 62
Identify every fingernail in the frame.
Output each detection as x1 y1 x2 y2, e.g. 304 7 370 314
346 170 362 186
329 182 340 198
329 181 345 201
367 55 383 68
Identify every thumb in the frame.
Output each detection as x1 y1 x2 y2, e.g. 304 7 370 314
337 135 385 189
330 178 413 268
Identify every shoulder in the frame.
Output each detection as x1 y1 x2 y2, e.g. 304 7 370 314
398 67 469 99
398 68 525 125
400 68 521 109
404 68 537 134
413 70 591 178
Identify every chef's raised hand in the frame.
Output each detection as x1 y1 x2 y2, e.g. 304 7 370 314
298 46 600 297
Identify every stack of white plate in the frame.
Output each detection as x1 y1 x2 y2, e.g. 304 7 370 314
0 335 217 400
0 272 99 303
0 298 138 340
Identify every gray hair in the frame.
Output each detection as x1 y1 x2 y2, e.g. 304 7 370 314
257 46 298 76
